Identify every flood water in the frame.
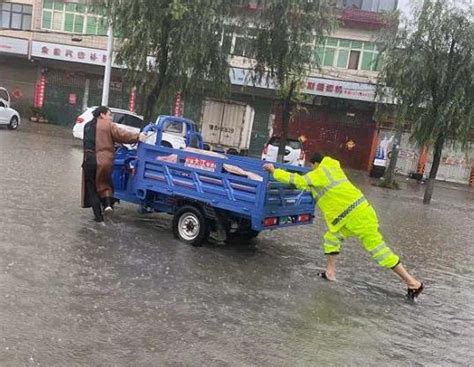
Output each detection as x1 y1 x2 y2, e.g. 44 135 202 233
1 122 473 366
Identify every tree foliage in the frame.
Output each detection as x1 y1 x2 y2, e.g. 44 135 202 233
377 1 474 202
243 0 335 161
97 0 234 121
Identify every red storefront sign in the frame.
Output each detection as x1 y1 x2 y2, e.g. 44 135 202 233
32 41 109 67
11 88 23 99
184 157 216 172
68 93 77 105
128 87 137 112
174 91 183 117
34 73 46 108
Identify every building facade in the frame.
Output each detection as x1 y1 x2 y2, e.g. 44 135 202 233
1 0 473 184
1 0 137 125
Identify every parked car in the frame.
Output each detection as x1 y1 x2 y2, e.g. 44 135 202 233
0 87 20 130
72 108 194 151
261 136 306 166
72 106 146 140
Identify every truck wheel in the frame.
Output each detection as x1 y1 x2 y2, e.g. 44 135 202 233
172 206 209 246
8 116 18 130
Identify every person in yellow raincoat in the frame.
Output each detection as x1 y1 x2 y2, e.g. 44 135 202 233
263 152 424 300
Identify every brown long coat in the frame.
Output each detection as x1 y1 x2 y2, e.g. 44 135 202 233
81 119 139 207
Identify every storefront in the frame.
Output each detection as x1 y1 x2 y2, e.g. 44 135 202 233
268 75 379 171
0 35 37 116
272 98 376 171
30 40 139 126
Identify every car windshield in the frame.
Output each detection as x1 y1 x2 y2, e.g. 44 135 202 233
269 137 301 150
0 88 9 103
163 121 183 134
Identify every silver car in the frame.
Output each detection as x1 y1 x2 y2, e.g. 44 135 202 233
0 88 20 130
261 136 306 166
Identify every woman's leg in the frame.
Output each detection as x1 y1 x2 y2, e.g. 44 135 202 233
84 165 103 222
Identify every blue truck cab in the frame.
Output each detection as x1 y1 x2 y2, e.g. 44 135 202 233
145 115 203 150
112 116 316 246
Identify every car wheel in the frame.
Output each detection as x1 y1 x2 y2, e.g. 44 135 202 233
172 205 209 246
161 141 172 148
8 116 18 130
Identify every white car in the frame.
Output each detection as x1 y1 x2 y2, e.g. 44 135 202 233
261 136 306 166
72 106 145 140
0 87 20 130
72 108 190 150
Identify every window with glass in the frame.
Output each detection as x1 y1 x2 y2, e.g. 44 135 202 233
220 28 382 72
336 0 363 9
163 121 184 134
232 28 257 58
336 0 397 12
220 25 261 58
0 3 32 30
42 0 107 35
222 25 235 55
315 38 381 71
374 0 397 11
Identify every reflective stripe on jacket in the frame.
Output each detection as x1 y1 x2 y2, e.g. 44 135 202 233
273 156 369 231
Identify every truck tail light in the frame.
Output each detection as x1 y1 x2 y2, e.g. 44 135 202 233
76 117 84 124
263 217 278 227
297 214 311 223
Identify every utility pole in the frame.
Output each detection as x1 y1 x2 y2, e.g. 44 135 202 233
101 24 114 106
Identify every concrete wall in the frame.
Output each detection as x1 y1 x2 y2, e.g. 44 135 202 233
379 128 474 185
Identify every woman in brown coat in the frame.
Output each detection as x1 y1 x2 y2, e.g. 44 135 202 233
81 106 145 222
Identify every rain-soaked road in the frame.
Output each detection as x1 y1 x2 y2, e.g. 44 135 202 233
1 122 473 366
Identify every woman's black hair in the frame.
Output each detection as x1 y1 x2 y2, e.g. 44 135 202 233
92 106 110 118
310 152 326 164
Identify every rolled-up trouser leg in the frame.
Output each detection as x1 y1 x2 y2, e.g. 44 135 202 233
323 230 347 255
345 205 399 269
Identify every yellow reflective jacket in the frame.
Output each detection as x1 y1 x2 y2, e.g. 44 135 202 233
273 157 369 231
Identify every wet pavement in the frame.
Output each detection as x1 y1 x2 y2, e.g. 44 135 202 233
1 122 473 366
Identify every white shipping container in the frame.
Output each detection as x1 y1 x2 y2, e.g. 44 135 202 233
200 99 255 152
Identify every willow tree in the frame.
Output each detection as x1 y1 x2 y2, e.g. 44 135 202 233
376 12 425 189
377 1 474 203
245 0 335 162
97 0 234 121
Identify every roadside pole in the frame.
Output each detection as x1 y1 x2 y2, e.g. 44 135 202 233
101 25 114 106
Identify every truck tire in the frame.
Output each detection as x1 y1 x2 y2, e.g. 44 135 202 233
172 205 209 246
